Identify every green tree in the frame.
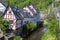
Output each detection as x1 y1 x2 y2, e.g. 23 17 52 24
3 0 52 10
14 36 22 40
26 21 37 31
22 21 37 34
42 10 58 40
0 14 9 33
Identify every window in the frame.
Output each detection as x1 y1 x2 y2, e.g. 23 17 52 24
9 20 13 24
9 11 11 13
9 20 13 29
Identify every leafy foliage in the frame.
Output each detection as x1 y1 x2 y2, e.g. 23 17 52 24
26 21 37 31
0 14 9 33
46 9 56 21
42 30 57 40
55 2 60 7
3 0 52 10
22 21 37 34
14 36 21 40
42 10 58 40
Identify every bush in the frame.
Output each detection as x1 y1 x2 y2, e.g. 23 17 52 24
42 10 58 40
42 30 57 40
0 14 9 33
3 0 52 10
42 19 58 40
14 36 22 40
22 21 37 34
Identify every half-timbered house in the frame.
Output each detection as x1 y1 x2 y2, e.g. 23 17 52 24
3 3 41 31
23 3 41 22
14 6 33 25
23 3 39 16
3 4 33 30
3 4 24 31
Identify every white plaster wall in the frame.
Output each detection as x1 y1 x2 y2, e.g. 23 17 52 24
23 6 33 16
4 7 16 20
4 7 17 30
29 5 37 13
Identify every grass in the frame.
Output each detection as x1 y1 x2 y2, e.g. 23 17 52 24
14 36 22 40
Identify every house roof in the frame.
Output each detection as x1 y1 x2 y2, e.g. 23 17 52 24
23 3 39 14
3 4 24 20
3 3 34 20
0 0 8 7
18 8 33 18
14 6 33 18
28 3 39 12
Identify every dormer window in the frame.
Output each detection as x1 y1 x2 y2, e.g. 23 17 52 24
9 20 13 29
9 11 11 13
9 11 12 15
